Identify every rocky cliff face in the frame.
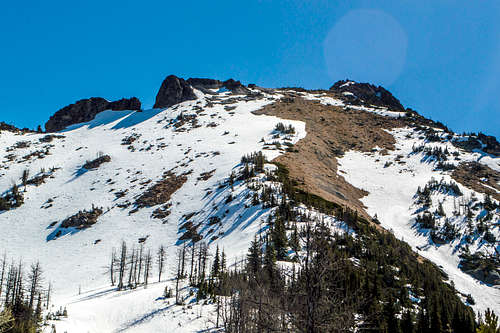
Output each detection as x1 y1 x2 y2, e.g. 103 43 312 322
153 75 197 109
45 97 141 132
186 77 250 93
330 80 405 111
153 75 251 109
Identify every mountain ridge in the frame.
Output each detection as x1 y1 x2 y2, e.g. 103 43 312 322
0 75 498 332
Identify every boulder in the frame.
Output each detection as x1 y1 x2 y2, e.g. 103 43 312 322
45 97 141 132
153 75 197 109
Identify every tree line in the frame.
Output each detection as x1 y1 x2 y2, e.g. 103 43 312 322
0 253 52 333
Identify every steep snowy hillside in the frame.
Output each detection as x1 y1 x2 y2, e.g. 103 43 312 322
0 87 307 331
0 77 498 332
338 126 500 313
251 88 500 313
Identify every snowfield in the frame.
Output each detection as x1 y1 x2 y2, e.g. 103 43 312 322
0 89 306 332
53 282 219 333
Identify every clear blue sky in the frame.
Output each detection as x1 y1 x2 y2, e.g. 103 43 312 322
1 0 499 137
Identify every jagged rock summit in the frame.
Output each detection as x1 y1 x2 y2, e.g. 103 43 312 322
154 75 250 109
186 77 250 94
330 79 405 111
153 75 198 109
45 97 141 132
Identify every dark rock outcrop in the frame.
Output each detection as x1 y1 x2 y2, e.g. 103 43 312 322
330 80 405 111
0 122 21 132
452 133 500 156
135 171 187 208
153 75 197 109
154 75 252 108
0 122 33 133
222 79 250 94
45 97 141 132
108 98 141 111
187 78 222 90
187 77 250 94
478 133 500 156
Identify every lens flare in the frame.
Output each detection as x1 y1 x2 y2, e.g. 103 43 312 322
324 9 408 87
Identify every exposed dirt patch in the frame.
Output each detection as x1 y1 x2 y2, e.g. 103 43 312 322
152 203 172 219
135 171 188 208
179 221 202 243
451 162 500 201
254 95 406 219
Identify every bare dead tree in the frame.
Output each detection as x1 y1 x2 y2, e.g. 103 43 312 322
110 248 116 286
144 249 152 288
128 246 136 288
46 282 51 309
0 252 6 300
157 245 165 282
175 249 182 305
137 243 144 286
28 261 43 311
180 243 186 278
117 241 127 290
189 244 195 284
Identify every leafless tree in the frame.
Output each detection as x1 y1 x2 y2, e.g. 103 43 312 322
157 245 166 282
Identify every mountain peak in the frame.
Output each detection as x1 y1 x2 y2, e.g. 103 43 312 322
330 79 405 111
153 75 197 109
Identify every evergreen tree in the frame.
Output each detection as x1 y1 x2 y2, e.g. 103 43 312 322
263 241 277 281
402 310 415 333
476 308 499 333
212 245 220 278
289 224 300 254
246 236 261 276
430 300 443 333
272 217 288 260
384 296 402 333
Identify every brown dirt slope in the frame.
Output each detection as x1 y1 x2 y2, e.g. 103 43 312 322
452 162 500 201
135 171 188 208
254 93 406 219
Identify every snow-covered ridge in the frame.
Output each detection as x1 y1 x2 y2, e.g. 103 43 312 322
298 91 407 117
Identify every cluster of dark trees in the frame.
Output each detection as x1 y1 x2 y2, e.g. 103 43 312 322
0 185 24 212
170 156 482 332
415 179 463 205
0 254 51 333
103 152 496 332
274 122 296 135
178 214 481 332
412 144 450 162
415 179 498 246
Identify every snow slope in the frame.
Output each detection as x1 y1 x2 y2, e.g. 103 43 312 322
338 126 500 314
1 86 498 330
0 88 306 332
